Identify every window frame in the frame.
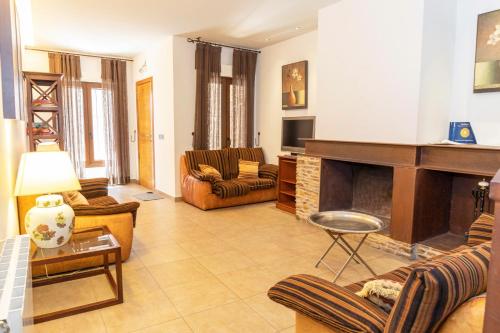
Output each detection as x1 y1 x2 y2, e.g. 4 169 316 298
82 82 105 168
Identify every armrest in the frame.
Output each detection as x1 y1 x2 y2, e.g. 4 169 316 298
268 274 388 333
467 213 494 246
190 169 217 184
79 178 109 199
259 164 278 181
73 202 140 227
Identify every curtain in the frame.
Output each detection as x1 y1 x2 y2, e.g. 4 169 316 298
194 43 222 150
101 59 130 185
48 53 86 177
231 50 257 148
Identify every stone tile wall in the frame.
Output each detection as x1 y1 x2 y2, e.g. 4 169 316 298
295 156 321 220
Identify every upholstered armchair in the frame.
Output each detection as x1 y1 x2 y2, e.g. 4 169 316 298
17 177 139 275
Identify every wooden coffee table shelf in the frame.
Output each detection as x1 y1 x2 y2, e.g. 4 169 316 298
31 226 123 324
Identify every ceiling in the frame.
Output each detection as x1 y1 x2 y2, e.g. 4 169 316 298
29 0 339 57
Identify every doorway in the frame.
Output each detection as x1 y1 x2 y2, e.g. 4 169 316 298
136 77 155 189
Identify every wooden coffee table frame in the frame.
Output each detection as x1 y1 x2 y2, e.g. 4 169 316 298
31 226 123 324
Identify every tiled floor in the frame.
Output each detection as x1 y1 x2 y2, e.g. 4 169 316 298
32 184 412 333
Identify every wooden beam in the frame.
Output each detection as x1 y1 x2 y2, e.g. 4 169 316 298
484 169 500 332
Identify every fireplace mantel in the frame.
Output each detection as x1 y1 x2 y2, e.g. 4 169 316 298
304 140 500 244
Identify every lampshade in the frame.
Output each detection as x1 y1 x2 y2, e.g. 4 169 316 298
15 151 81 196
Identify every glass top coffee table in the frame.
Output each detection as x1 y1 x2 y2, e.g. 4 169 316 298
308 211 385 283
31 226 123 323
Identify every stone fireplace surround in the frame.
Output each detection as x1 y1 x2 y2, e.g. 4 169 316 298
295 140 500 259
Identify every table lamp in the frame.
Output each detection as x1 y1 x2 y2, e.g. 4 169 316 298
15 144 81 248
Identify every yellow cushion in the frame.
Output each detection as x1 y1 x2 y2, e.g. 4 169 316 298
199 164 223 181
238 160 259 179
438 293 486 333
62 191 89 207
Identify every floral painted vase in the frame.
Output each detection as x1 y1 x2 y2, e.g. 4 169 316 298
25 194 75 248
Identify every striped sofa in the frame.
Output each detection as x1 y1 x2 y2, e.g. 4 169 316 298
180 147 278 210
268 214 494 333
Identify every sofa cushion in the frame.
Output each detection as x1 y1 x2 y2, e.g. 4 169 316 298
467 213 494 246
238 178 276 191
385 242 490 333
62 191 89 207
199 164 223 181
238 160 259 179
268 274 388 333
185 149 231 180
212 180 251 199
259 164 279 181
236 147 266 165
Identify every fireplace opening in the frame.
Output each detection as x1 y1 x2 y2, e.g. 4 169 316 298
319 160 393 235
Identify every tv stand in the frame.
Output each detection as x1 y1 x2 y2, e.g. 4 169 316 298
276 155 297 214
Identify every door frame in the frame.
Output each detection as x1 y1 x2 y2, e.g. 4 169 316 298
135 77 155 189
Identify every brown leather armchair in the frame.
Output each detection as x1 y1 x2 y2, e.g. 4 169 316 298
17 178 139 275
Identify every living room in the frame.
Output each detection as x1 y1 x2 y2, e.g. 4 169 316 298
1 0 500 332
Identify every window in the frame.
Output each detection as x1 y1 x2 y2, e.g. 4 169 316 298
82 82 105 168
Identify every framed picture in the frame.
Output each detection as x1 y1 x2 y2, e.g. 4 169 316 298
474 9 500 93
282 60 308 109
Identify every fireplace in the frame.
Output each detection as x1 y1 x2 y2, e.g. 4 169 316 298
298 140 500 250
319 160 393 234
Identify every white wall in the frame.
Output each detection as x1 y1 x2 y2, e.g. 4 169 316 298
172 36 196 196
0 63 27 239
23 49 138 179
133 36 176 195
417 0 457 143
316 0 425 144
256 31 317 164
450 0 500 145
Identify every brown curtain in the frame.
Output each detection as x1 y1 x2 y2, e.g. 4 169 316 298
101 59 130 185
48 53 86 177
194 43 222 150
232 50 257 148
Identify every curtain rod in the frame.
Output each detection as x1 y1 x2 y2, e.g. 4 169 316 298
24 46 134 62
186 37 261 54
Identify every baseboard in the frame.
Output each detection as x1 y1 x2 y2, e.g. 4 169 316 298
154 188 183 202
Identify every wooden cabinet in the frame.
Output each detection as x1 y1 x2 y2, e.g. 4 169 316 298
276 155 297 214
24 71 64 151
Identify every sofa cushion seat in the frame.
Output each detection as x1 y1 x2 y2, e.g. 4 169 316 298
238 177 276 191
212 180 251 199
87 196 119 206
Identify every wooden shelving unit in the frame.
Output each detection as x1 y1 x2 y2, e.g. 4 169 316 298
276 155 297 214
24 71 64 151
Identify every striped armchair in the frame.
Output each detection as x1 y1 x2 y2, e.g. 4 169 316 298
268 214 494 333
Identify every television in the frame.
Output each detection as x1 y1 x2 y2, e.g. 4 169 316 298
281 116 315 153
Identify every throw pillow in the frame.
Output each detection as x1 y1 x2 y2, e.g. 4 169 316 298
355 279 402 312
198 164 223 181
385 242 490 333
238 160 259 179
62 191 89 207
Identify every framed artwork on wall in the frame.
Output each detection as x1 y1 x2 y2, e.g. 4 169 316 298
282 60 308 109
474 9 500 93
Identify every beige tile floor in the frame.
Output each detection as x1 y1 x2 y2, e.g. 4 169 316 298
32 184 412 333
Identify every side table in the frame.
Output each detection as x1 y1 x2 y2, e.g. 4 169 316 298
31 226 123 323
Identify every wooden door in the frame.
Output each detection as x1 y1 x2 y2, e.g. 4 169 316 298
136 78 155 189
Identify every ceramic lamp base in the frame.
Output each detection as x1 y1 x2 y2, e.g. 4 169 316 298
25 194 75 248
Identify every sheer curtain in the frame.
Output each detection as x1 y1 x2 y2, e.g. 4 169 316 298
194 43 222 150
231 50 257 148
48 53 85 177
101 59 130 185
